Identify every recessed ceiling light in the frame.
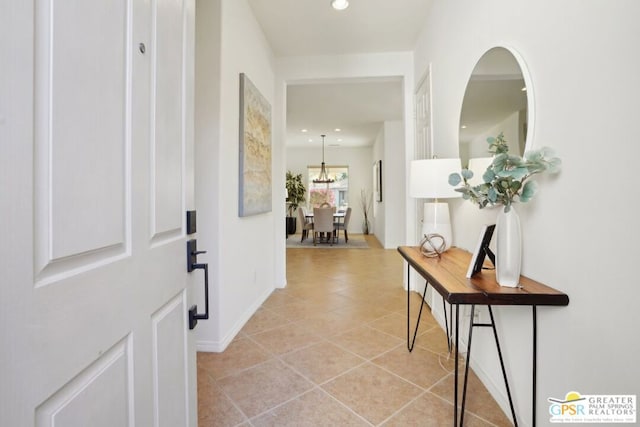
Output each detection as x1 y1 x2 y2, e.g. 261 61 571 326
521 87 527 92
334 128 341 132
461 125 467 129
331 0 349 11
301 129 308 133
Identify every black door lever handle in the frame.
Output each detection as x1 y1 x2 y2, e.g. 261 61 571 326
187 240 206 272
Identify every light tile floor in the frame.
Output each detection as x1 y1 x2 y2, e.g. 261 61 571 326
197 235 512 426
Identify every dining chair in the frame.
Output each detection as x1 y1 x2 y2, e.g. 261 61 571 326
334 206 352 243
312 207 335 245
297 207 314 242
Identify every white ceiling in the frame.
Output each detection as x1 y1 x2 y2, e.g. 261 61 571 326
286 79 404 148
247 0 433 57
248 0 434 148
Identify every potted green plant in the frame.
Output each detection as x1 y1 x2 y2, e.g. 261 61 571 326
448 133 561 212
448 132 561 286
285 171 306 235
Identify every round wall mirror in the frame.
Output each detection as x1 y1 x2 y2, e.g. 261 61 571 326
458 47 531 171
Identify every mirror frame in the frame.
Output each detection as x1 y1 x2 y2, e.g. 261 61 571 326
458 45 535 163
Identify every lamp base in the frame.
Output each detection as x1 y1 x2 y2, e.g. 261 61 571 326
421 202 453 251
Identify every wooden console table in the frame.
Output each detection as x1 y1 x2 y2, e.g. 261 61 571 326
398 246 569 427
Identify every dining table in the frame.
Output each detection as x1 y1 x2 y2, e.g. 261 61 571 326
305 211 345 222
305 210 346 243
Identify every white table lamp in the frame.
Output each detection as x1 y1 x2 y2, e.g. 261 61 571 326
410 158 462 252
467 157 494 186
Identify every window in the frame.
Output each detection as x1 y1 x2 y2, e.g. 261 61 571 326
307 166 349 210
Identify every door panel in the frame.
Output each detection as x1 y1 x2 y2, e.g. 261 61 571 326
151 0 185 239
35 337 133 427
47 0 127 259
0 0 196 425
152 292 189 426
33 0 129 283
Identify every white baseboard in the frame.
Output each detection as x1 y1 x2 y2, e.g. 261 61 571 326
196 286 273 353
467 354 517 425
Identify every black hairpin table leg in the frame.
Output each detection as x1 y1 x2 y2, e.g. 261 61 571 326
407 263 430 352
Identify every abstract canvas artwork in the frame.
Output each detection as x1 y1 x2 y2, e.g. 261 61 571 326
239 73 272 216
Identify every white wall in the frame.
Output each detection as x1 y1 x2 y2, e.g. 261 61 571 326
382 121 405 248
286 145 373 235
414 0 640 424
195 0 278 351
372 120 406 248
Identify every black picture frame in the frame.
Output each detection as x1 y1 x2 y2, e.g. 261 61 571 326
466 224 496 278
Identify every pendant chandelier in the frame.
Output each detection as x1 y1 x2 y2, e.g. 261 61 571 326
313 134 334 184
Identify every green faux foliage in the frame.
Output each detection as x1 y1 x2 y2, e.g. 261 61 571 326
448 133 561 212
285 171 306 217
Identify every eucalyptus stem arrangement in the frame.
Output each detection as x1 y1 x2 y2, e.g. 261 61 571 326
360 189 372 234
448 133 561 212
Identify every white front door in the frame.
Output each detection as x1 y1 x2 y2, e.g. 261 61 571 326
1 0 197 426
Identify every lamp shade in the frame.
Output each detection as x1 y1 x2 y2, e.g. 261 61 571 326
410 158 462 199
467 157 493 186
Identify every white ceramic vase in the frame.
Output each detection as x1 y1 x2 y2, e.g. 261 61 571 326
495 206 522 287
